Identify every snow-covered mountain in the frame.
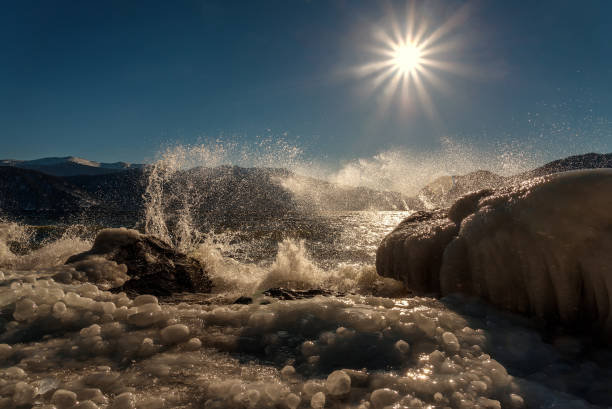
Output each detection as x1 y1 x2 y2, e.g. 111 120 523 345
0 156 145 176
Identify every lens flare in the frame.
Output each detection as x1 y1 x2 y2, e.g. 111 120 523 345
354 2 471 118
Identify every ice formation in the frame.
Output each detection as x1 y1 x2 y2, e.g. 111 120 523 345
2 266 612 408
377 170 612 340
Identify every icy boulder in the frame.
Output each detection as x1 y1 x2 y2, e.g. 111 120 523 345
377 170 612 341
65 228 212 296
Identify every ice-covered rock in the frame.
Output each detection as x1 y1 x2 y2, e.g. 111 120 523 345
65 228 212 296
377 170 612 341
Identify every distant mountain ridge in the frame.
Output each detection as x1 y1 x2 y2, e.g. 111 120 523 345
418 152 612 208
1 152 611 224
0 163 415 226
0 156 145 177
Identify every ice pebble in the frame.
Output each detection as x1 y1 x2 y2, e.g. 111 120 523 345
478 397 501 409
310 392 325 409
77 388 108 404
482 359 510 388
139 338 158 357
80 324 102 338
280 365 296 379
442 332 460 353
78 283 99 297
284 393 301 409
245 390 260 408
51 389 78 409
303 380 323 398
52 301 67 318
65 292 94 309
248 312 276 329
325 370 351 396
0 344 13 360
13 298 37 321
3 367 26 379
127 311 165 327
301 341 318 356
509 394 524 409
111 392 136 409
82 370 120 391
160 324 190 345
181 337 202 351
133 295 158 306
370 388 399 409
414 313 436 337
136 397 165 409
99 302 117 315
394 340 410 354
74 401 100 409
13 381 36 406
113 306 130 321
470 380 487 394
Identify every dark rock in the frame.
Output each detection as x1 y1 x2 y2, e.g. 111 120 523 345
233 296 253 305
66 228 212 296
262 287 341 300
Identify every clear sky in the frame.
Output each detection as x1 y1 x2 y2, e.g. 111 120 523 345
1 0 611 165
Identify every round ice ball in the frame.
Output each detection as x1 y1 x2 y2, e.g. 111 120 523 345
301 340 318 356
133 295 158 306
13 298 37 321
0 344 12 360
13 381 36 406
111 392 136 409
442 331 460 353
80 324 102 338
281 365 296 379
370 388 399 408
160 324 190 345
51 389 78 409
181 337 202 351
284 393 301 409
325 370 351 396
53 301 67 318
74 401 100 409
394 339 410 354
310 392 325 409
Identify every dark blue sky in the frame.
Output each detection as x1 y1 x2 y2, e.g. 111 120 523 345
1 0 611 164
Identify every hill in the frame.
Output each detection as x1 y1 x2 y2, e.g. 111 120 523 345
0 156 144 177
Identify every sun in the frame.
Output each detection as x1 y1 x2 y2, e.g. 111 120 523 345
352 2 470 118
392 43 423 74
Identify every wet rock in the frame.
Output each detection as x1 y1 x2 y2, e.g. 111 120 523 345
233 296 253 305
65 228 212 296
262 287 341 300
